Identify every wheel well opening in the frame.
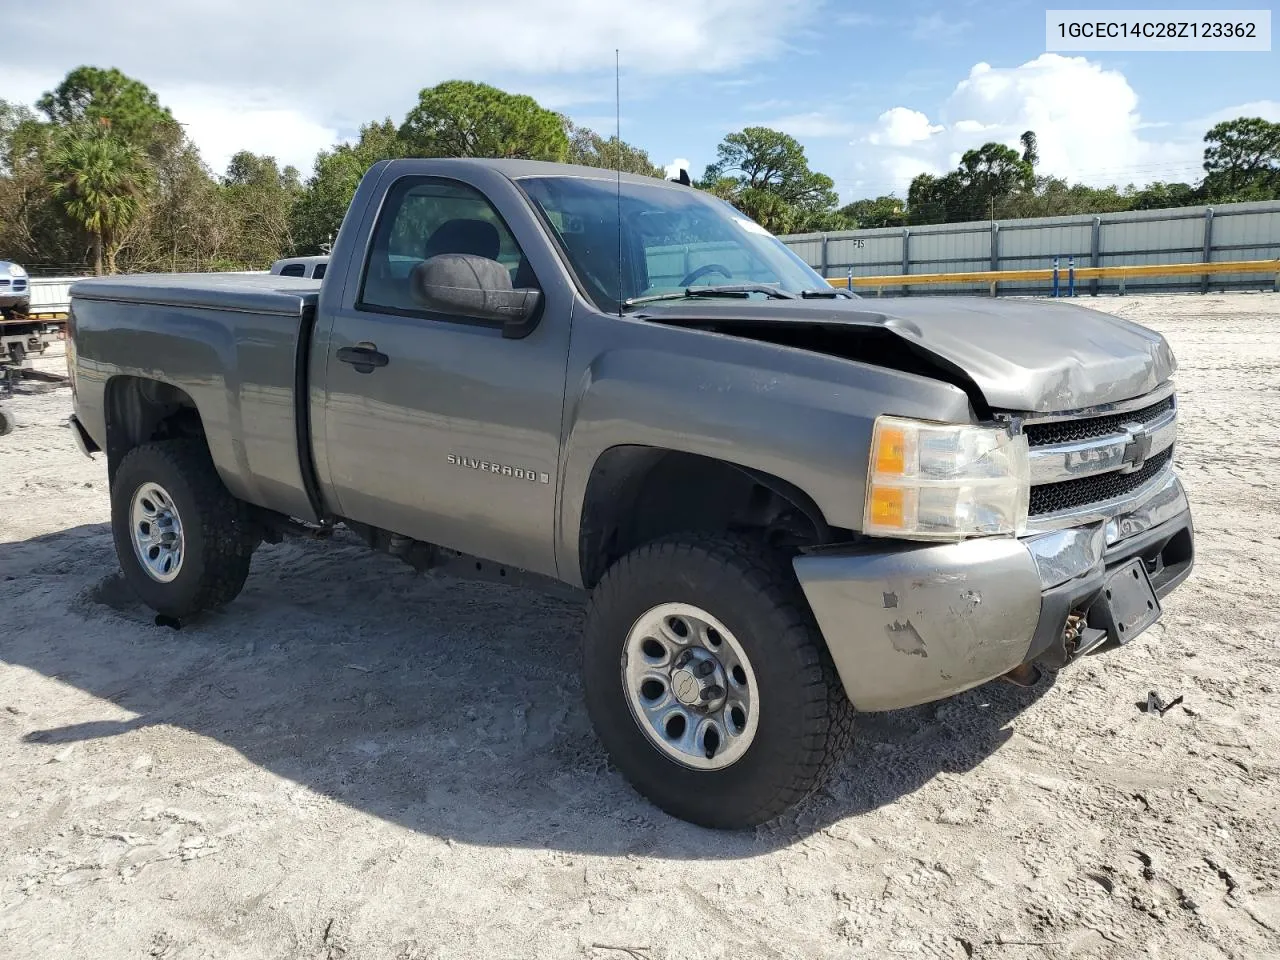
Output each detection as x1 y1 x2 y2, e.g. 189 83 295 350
103 376 205 480
578 446 842 588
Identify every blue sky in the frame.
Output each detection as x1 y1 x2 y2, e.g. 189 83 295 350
608 1 1280 199
4 0 1277 202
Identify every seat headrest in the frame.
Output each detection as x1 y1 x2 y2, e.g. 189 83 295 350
423 219 502 262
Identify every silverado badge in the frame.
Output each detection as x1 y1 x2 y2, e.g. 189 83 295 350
447 454 550 484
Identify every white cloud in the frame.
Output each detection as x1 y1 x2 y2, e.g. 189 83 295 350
6 0 815 120
765 112 858 138
836 12 882 27
0 66 49 108
1198 99 1280 126
909 13 970 43
4 0 816 176
849 54 1215 196
868 107 943 147
665 158 692 179
163 89 340 177
744 98 793 113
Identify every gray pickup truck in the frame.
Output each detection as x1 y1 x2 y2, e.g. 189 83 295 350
66 159 1194 828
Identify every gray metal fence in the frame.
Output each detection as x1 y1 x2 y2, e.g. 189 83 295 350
780 199 1280 296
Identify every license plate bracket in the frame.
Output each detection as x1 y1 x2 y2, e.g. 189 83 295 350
1094 558 1161 645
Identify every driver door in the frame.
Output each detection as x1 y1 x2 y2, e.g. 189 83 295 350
318 174 571 577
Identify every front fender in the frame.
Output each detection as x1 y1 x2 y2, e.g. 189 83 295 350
555 317 975 586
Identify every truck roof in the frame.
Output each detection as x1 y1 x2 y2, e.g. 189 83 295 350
383 157 679 190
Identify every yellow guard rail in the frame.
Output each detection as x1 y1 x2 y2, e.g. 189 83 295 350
828 258 1280 296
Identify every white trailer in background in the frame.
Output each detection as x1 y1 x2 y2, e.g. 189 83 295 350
1 262 65 366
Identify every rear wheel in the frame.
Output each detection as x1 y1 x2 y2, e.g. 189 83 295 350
110 440 257 618
582 534 854 828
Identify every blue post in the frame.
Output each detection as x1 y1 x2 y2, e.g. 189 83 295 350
1052 257 1060 298
1068 256 1076 297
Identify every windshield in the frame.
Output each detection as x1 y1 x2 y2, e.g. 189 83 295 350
519 175 832 312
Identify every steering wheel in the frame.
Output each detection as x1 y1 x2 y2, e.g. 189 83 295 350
679 263 733 287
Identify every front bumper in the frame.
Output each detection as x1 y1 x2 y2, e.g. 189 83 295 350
0 286 29 309
793 474 1194 712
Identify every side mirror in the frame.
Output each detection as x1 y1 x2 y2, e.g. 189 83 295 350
410 253 543 339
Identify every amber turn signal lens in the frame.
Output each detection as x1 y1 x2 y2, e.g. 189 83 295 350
868 487 905 529
873 426 907 476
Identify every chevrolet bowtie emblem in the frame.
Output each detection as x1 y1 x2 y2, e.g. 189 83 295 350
1121 424 1153 473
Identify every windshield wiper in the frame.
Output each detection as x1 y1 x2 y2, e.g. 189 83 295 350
799 287 856 299
624 284 797 308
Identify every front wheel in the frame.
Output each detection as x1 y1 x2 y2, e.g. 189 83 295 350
582 534 854 828
110 440 257 618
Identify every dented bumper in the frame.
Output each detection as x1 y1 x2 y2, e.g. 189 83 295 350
793 478 1194 712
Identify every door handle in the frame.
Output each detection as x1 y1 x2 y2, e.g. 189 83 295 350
336 343 389 373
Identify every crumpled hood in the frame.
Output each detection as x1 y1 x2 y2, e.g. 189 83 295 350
639 296 1177 413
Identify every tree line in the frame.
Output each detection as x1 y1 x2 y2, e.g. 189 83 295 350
825 123 1280 230
2 66 1278 275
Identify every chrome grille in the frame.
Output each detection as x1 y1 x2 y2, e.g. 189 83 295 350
1018 383 1179 529
1030 448 1173 516
1024 395 1174 447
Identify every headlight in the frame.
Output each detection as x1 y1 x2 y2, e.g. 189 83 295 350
8 264 25 276
864 416 1029 540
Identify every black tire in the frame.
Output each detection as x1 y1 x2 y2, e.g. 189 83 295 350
110 440 257 618
582 534 854 828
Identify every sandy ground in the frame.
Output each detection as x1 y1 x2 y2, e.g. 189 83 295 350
1 294 1279 960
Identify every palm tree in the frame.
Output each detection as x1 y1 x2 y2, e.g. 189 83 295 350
48 124 154 274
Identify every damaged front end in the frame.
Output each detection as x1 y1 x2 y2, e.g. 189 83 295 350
1020 484 1193 671
639 295 1177 415
793 496 1193 712
793 536 1045 711
639 298 1192 712
791 380 1194 713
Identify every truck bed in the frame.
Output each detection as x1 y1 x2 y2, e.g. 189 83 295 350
70 273 324 523
71 272 320 315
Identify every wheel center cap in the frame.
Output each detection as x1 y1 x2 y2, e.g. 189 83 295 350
671 669 701 705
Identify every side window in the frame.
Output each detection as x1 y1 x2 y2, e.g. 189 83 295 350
312 263 327 280
358 177 537 318
279 263 306 278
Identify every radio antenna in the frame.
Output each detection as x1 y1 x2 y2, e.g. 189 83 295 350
615 48 623 318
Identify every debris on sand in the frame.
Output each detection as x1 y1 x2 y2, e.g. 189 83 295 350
1141 691 1185 716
